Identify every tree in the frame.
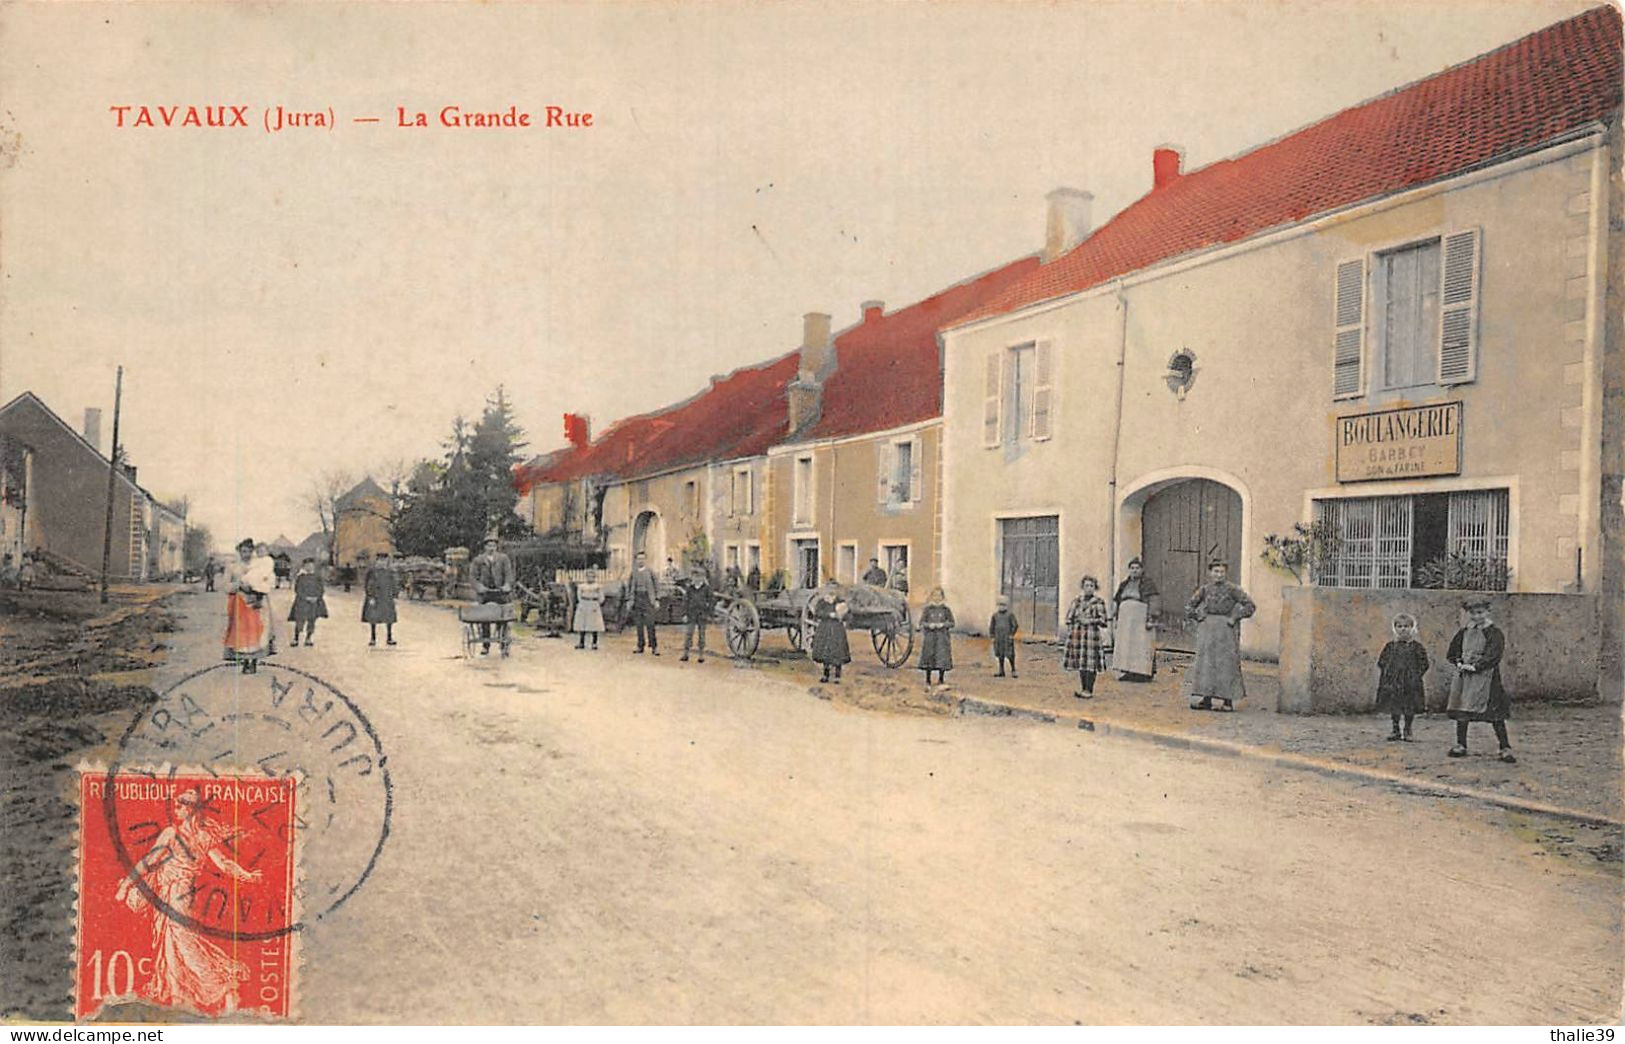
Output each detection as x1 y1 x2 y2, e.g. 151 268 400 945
300 469 354 566
391 388 530 556
182 523 213 574
1260 520 1342 585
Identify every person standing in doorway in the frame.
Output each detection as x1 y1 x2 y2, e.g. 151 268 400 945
629 552 660 655
861 557 888 586
362 551 399 647
471 536 515 656
1063 576 1108 698
1183 561 1255 711
1109 557 1161 681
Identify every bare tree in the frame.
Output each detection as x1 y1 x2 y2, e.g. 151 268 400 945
300 469 354 566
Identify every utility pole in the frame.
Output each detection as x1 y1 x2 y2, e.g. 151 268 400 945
99 366 124 605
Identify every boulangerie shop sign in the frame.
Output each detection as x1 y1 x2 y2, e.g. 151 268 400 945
1335 401 1463 482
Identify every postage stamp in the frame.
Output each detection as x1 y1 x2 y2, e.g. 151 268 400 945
75 770 298 1020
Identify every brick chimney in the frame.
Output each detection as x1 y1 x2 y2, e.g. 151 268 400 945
788 311 833 432
83 408 102 455
861 300 885 323
563 412 591 449
1044 187 1094 261
1153 145 1184 190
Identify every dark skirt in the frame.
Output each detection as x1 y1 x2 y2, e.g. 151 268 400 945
362 594 397 624
287 596 329 623
811 618 850 666
918 631 952 671
1375 675 1425 715
992 634 1017 658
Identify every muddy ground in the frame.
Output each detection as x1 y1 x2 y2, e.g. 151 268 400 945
0 585 181 1020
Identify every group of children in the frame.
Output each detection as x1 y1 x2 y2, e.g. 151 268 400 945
1376 597 1516 762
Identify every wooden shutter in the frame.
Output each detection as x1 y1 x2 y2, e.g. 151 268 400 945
982 351 1002 447
1437 228 1480 385
908 437 922 503
1032 341 1054 440
876 441 893 505
1333 258 1365 398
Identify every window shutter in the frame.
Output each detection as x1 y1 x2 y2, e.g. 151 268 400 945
1333 258 1365 398
1032 341 1054 440
877 442 893 505
909 437 922 503
1437 228 1480 385
982 351 1002 447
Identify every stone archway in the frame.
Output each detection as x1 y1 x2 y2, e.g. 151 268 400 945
1118 469 1249 651
631 509 664 566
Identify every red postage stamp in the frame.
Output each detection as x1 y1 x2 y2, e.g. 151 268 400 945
75 770 298 1020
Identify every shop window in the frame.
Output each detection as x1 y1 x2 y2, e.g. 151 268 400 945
1315 488 1508 590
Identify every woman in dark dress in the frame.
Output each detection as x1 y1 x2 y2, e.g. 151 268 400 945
917 587 955 689
362 551 399 646
809 578 851 684
1374 611 1428 741
1183 561 1255 711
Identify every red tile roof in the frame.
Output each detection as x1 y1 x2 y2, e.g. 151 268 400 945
794 255 1042 443
956 4 1623 326
515 352 799 489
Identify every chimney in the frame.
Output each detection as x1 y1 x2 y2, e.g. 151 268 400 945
788 311 833 432
563 412 591 449
1153 144 1184 190
83 408 103 455
1044 187 1094 262
861 300 885 323
121 462 137 484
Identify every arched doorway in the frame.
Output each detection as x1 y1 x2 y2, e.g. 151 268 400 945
631 509 664 566
1140 478 1243 650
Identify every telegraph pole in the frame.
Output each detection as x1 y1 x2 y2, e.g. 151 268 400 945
99 366 124 604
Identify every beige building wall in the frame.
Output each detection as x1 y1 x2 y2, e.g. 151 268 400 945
765 421 941 604
528 479 591 540
333 492 394 567
708 456 768 582
602 463 711 578
944 134 1615 656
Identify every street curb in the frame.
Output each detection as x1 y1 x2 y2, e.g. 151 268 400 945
953 695 1625 830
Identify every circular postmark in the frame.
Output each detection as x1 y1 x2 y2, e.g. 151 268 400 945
103 662 392 942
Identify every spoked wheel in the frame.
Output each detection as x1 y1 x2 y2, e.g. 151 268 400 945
461 622 479 660
499 621 512 658
793 602 818 656
723 599 761 659
871 605 914 668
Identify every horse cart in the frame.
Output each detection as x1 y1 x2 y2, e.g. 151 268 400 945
715 583 914 667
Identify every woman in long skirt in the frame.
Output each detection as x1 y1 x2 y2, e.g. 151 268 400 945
1183 561 1255 711
809 578 851 684
1109 557 1160 680
573 569 606 650
1062 576 1109 698
917 587 955 688
223 538 270 673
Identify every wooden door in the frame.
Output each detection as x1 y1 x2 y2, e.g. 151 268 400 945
1000 516 1059 637
1141 480 1242 650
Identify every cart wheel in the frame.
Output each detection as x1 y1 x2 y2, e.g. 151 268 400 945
500 621 512 658
724 599 760 659
461 621 478 660
872 605 914 668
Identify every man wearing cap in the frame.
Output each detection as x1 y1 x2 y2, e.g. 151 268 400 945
471 536 515 655
680 564 713 663
861 557 888 586
629 552 660 655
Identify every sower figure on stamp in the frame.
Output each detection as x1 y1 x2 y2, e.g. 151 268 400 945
362 551 399 646
629 551 660 655
223 538 271 673
287 555 328 647
1183 560 1255 712
680 564 712 663
809 577 851 685
471 535 515 655
115 788 262 1014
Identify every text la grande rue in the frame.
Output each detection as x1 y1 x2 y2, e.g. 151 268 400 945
400 105 592 128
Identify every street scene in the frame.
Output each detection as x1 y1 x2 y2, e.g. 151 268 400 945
1 0 1623 1028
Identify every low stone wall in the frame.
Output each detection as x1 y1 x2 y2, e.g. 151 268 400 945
1278 587 1601 714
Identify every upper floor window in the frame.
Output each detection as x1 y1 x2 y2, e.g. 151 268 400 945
1333 229 1479 399
877 436 922 507
984 341 1053 447
793 455 814 526
730 467 754 517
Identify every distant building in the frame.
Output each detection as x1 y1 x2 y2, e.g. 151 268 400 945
332 477 394 567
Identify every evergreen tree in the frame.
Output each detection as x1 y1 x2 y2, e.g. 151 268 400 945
391 389 530 556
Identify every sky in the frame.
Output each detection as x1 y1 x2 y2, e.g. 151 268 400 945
0 0 1599 545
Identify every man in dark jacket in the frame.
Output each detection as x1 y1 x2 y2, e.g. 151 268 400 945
471 536 515 655
680 565 712 663
861 557 888 585
629 552 660 655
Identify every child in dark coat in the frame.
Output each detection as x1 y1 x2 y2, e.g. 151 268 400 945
1375 612 1428 741
1446 597 1515 763
989 595 1020 678
287 557 329 647
917 587 955 689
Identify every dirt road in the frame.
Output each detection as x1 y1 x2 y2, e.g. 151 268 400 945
68 590 1625 1023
